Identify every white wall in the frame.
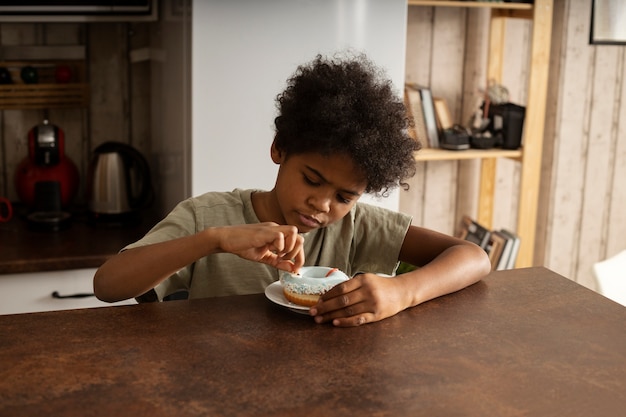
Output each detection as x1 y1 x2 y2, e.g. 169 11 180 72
191 0 408 211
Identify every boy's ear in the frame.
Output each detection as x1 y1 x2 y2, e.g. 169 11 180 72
270 139 284 164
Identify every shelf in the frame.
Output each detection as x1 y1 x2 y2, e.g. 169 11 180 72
0 60 88 109
0 84 89 109
408 1 532 10
414 148 522 161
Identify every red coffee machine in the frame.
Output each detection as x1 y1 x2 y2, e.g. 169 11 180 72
15 120 79 229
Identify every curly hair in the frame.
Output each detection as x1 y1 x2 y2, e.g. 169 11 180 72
274 53 421 197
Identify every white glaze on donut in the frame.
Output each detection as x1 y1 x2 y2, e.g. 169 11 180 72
280 266 349 295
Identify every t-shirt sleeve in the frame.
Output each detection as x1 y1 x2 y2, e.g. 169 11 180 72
350 203 412 276
124 199 199 302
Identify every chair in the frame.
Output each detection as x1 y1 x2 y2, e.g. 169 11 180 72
592 249 626 307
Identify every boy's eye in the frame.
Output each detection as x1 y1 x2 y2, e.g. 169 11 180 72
303 175 319 186
336 194 351 204
303 174 351 204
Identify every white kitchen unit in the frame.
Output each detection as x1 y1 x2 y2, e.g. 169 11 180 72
0 268 136 315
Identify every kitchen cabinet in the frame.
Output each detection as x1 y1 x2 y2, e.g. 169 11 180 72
0 268 136 315
407 0 553 267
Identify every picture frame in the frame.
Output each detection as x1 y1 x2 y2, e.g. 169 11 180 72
590 0 626 45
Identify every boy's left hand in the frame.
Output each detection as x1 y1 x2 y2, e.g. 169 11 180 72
309 273 408 327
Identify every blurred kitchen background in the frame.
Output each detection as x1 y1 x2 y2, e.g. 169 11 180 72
1 0 625 297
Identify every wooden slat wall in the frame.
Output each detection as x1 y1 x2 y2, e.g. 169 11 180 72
403 0 626 291
543 0 626 289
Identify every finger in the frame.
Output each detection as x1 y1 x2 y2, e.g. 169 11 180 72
280 226 300 247
274 259 297 272
275 231 304 272
311 289 368 322
269 232 286 254
319 277 361 302
312 303 372 327
331 313 372 327
291 248 305 272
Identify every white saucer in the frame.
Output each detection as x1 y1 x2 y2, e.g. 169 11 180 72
264 281 310 315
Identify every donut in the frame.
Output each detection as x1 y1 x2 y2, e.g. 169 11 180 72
280 266 349 307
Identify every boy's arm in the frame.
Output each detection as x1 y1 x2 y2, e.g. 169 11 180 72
395 225 491 308
93 223 304 303
311 225 491 326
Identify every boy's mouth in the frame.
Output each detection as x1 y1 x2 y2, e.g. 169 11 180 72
298 213 322 229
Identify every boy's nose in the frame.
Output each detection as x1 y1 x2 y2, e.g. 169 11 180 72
307 193 331 213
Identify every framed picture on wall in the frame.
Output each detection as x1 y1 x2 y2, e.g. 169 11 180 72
590 0 626 45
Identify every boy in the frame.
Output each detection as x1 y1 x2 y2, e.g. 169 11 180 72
94 53 491 327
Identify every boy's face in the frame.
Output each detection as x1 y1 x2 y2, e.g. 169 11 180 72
271 146 367 233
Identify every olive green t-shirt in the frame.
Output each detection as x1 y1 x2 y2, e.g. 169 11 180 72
124 189 412 301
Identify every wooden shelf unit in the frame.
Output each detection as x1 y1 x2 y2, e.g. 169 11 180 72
408 0 553 268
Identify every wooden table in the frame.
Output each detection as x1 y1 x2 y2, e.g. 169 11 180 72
1 267 625 416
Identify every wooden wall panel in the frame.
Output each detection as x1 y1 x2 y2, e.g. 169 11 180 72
538 0 626 291
88 24 129 152
455 8 490 231
577 47 621 289
431 8 465 122
535 0 565 268
545 0 594 283
491 17 531 233
608 55 626 258
402 6 433 228
128 23 152 160
403 6 468 235
427 7 466 234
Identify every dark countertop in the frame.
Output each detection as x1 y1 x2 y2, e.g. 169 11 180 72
0 205 160 274
1 267 625 416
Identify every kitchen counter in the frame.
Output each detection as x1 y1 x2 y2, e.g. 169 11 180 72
0 205 159 274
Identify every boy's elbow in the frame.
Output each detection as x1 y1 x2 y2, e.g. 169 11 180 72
93 269 121 303
460 241 491 282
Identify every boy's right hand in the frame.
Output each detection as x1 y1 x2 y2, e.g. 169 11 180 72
213 223 305 273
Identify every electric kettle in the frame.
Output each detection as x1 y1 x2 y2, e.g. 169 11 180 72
87 141 153 218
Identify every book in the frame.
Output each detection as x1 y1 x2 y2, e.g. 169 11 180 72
487 231 507 271
457 215 491 250
433 97 453 131
406 83 439 148
457 216 521 271
499 229 521 269
404 86 429 148
492 230 514 270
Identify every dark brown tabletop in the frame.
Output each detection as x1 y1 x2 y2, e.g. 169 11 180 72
1 266 625 416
